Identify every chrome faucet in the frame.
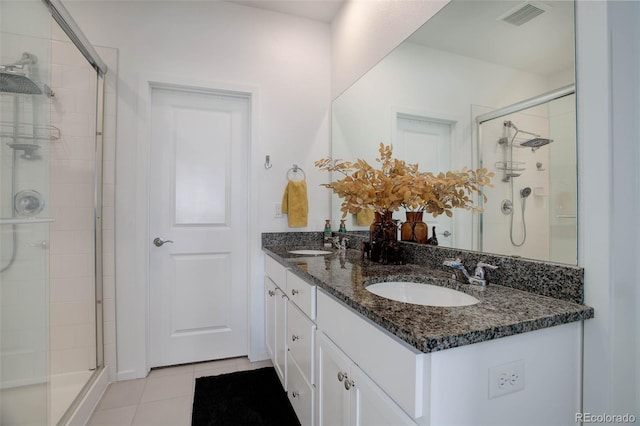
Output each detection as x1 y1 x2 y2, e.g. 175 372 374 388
443 258 498 288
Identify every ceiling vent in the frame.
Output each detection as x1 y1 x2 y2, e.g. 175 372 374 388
499 2 550 26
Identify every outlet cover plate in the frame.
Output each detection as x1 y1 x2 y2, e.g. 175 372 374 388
488 359 525 399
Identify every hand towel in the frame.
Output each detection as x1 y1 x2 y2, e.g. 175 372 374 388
281 180 309 228
356 208 374 226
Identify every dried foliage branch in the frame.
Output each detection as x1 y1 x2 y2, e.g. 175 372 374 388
315 143 494 218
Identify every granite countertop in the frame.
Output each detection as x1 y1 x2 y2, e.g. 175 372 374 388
263 245 594 354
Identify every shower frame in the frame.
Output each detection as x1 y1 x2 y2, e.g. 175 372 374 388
474 84 576 253
46 0 109 421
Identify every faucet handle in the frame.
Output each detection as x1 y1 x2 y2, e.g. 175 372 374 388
443 258 463 268
474 262 498 279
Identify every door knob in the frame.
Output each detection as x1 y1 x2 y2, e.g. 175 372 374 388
153 237 174 247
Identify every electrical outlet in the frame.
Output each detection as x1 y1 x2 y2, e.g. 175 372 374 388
274 203 283 218
488 360 525 399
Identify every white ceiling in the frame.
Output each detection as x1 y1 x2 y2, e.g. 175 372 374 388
225 0 345 23
228 0 574 78
403 1 574 77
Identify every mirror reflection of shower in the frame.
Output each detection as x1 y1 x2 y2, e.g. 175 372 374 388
498 119 553 247
476 85 577 263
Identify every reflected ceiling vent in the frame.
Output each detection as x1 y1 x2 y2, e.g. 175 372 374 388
499 2 551 26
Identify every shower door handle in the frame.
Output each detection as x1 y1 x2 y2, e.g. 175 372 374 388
153 237 173 247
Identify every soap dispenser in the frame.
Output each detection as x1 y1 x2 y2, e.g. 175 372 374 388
324 220 332 247
339 219 347 233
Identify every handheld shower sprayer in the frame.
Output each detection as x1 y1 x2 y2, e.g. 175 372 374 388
520 187 532 198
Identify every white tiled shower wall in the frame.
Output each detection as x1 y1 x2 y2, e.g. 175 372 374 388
49 23 118 379
49 29 97 376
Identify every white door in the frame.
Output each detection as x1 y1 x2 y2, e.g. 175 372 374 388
396 114 453 246
149 86 249 368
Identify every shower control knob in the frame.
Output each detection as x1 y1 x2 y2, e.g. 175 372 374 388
153 237 173 247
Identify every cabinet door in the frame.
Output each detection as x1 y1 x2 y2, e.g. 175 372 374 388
288 352 314 426
265 278 277 360
287 302 316 385
274 287 288 390
316 332 350 426
350 366 417 426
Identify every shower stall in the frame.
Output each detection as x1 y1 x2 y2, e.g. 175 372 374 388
1 1 106 424
476 85 577 264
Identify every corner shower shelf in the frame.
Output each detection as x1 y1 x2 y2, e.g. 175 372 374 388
0 122 61 141
495 161 525 172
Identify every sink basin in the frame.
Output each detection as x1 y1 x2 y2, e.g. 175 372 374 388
288 249 333 255
366 281 479 307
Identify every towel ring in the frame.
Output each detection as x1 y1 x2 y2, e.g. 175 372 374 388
287 164 306 181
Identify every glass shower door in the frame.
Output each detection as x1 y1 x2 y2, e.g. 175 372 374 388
1 0 53 424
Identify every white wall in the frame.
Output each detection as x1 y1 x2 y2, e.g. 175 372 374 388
331 0 448 99
577 0 639 419
606 0 639 415
65 1 331 379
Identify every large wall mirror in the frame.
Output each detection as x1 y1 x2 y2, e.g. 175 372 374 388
331 0 577 265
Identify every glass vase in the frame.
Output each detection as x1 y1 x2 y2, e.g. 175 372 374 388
400 211 428 244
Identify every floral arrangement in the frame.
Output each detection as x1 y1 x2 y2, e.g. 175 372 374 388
314 143 494 218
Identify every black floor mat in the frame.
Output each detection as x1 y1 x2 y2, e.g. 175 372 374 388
191 367 300 426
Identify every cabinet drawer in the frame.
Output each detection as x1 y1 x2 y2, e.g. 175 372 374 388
265 255 287 289
287 302 316 385
287 352 314 426
316 290 427 419
286 270 316 320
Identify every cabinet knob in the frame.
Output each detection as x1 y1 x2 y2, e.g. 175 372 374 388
291 391 300 398
268 290 275 297
344 379 355 391
337 371 346 382
291 335 299 342
291 289 299 296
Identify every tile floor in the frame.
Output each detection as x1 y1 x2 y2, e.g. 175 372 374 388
87 357 273 426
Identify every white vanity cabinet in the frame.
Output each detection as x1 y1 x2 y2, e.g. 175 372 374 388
264 256 289 389
265 251 586 426
315 290 424 426
316 331 417 426
285 269 317 426
264 255 317 425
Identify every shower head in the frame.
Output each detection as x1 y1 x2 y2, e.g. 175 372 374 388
520 137 553 149
520 187 532 198
0 53 43 95
0 70 43 95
